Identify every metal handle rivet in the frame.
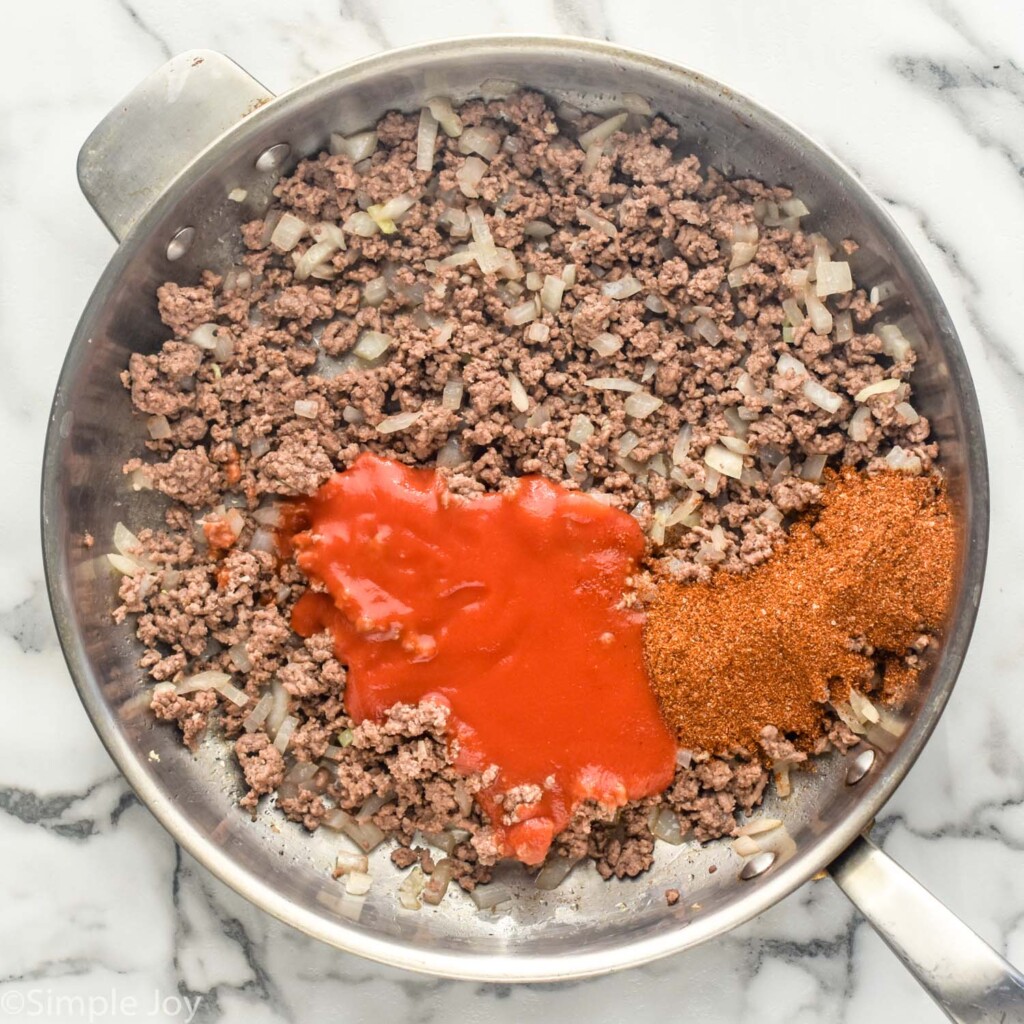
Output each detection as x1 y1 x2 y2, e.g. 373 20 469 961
845 748 876 786
255 143 291 171
739 851 776 880
166 226 196 261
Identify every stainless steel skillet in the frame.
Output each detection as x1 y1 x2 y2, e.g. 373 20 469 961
41 35 1022 1020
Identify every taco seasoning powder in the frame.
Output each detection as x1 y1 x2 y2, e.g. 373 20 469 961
644 469 957 755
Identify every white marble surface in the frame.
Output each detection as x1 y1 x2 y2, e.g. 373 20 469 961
3 0 1024 1021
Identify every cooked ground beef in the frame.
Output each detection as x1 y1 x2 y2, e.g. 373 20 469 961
110 91 933 896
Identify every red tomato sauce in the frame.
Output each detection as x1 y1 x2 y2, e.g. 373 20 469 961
287 454 676 865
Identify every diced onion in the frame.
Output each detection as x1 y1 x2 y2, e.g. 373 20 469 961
508 373 529 412
585 377 641 393
294 239 340 282
618 431 641 457
344 871 373 897
568 415 595 446
107 553 143 576
649 806 684 845
776 352 808 379
459 126 501 160
441 380 464 411
176 671 249 707
540 275 565 313
273 714 298 752
525 322 550 343
353 330 393 361
426 96 463 137
397 866 426 910
730 241 758 270
732 835 761 857
720 435 753 456
334 850 370 876
801 453 828 481
802 379 843 414
854 378 900 402
704 443 744 480
885 445 923 473
436 437 466 469
270 212 306 252
694 316 721 346
848 689 881 724
878 324 912 360
804 286 833 335
815 260 853 297
524 220 555 238
601 276 643 299
344 211 379 237
330 130 378 162
847 405 873 442
242 692 273 733
416 106 439 171
470 884 512 910
188 323 219 351
624 391 663 420
504 300 537 326
147 415 172 440
672 425 693 465
578 112 628 150
895 401 920 425
375 411 423 434
535 856 579 890
588 332 623 357
577 208 618 237
735 817 782 837
293 399 318 419
456 156 487 198
835 310 854 344
870 279 899 304
363 277 388 306
782 297 804 327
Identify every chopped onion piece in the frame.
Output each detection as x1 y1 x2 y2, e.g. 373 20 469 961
694 316 722 346
735 817 783 838
330 130 378 162
442 380 464 411
832 700 868 736
854 378 900 402
645 294 667 314
672 424 693 465
801 453 828 481
229 642 252 673
266 678 290 737
732 835 761 857
649 806 684 845
524 220 555 238
422 858 455 905
804 286 833 335
667 492 702 528
540 274 565 313
525 403 550 429
848 405 873 442
344 211 379 237
294 239 340 282
720 435 753 456
618 431 641 457
577 207 618 237
363 277 388 306
467 205 493 248
426 96 462 137
601 275 643 299
730 241 758 270
562 263 577 287
776 352 808 379
270 212 306 252
815 260 853 297
870 279 899 304
624 391 663 419
416 106 439 171
704 443 744 480
188 323 219 350
293 399 318 419
760 502 783 525
242 692 273 733
375 411 424 434
345 871 374 897
895 401 920 425
334 850 370 876
622 92 653 115
835 310 854 344
147 415 172 440
436 437 466 469
227 187 247 202
585 376 641 393
470 884 513 910
273 714 297 751
877 324 912 360
848 688 881 724
505 300 537 326
353 330 393 361
456 156 487 198
525 322 550 343
802 379 843 414
508 373 529 412
885 445 923 473
578 112 628 150
459 126 501 160
107 553 142 576
568 415 595 446
535 855 579 890
589 332 623 358
782 297 804 327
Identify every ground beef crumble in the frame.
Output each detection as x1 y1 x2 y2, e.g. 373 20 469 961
108 92 934 899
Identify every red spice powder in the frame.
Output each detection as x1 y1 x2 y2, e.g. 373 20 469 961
644 469 957 754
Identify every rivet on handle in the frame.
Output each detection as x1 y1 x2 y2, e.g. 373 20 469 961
845 748 876 786
166 227 196 261
256 143 291 171
739 850 776 880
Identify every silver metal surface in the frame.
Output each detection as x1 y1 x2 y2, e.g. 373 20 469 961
77 50 272 241
44 37 992 984
739 852 776 881
830 836 1024 1023
845 747 877 786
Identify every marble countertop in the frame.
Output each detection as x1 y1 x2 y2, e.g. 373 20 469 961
4 0 1024 1021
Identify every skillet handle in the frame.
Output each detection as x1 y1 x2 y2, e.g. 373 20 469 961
829 834 1024 1023
77 50 274 242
